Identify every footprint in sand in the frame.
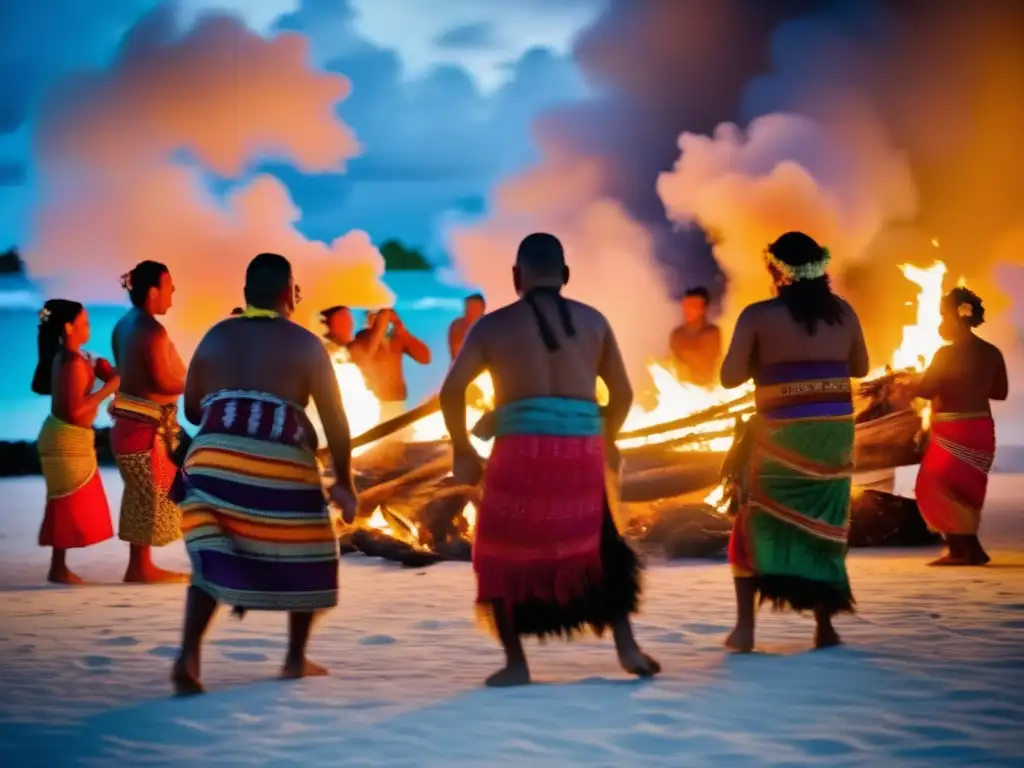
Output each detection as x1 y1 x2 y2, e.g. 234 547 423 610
359 634 397 646
222 651 269 662
413 619 469 631
1000 617 1024 630
77 655 112 671
680 623 729 635
147 645 179 658
653 631 687 644
98 636 140 647
211 637 284 650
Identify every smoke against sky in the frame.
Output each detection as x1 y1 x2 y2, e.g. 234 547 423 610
28 6 391 352
453 0 1024 367
656 111 917 328
448 146 676 379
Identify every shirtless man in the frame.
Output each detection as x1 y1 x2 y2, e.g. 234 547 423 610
351 308 431 421
906 287 1007 565
111 260 188 583
448 293 486 360
720 231 868 651
669 287 722 387
441 232 659 686
172 253 356 693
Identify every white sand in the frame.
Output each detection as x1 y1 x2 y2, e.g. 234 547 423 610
1 468 1023 766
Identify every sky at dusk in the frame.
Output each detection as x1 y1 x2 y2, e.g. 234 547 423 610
0 0 603 257
2 0 1023 371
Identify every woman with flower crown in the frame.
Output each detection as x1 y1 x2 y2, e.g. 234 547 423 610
906 287 1007 566
32 300 121 584
718 231 870 652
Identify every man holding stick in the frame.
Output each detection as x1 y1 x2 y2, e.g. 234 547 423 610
440 232 659 687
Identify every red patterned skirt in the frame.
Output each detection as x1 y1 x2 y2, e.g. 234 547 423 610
473 433 640 639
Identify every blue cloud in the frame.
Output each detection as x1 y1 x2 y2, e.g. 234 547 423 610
435 21 499 50
0 161 26 186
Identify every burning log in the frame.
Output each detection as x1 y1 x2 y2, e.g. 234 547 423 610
848 488 939 548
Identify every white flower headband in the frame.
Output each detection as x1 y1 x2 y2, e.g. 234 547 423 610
39 307 52 323
764 246 831 285
957 302 973 318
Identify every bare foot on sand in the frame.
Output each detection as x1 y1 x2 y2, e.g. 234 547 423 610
485 664 531 687
124 566 190 584
281 658 329 680
171 657 205 696
47 568 87 586
618 648 661 678
725 627 755 653
814 624 843 649
928 553 974 567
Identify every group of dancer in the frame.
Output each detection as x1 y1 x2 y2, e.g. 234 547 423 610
32 230 1007 693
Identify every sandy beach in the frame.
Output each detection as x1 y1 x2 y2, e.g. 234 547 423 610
1 469 1023 766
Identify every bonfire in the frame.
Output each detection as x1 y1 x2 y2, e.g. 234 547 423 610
320 261 953 565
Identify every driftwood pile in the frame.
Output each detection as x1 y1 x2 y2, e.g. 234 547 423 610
334 370 937 566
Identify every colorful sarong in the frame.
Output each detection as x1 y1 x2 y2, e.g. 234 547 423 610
37 415 113 549
915 412 995 536
111 393 182 547
173 391 338 611
474 397 640 639
728 362 855 615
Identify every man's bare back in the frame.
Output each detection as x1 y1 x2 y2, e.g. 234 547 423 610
721 297 869 387
918 335 1008 415
184 317 344 450
468 295 623 405
112 308 185 406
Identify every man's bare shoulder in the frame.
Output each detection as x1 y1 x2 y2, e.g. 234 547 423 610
564 298 610 330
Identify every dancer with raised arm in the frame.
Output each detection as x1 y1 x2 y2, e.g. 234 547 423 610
171 253 356 695
440 232 659 687
720 232 869 652
33 300 121 584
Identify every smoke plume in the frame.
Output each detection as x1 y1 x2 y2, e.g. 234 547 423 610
447 142 676 379
28 7 391 352
454 0 1024 372
656 110 917 328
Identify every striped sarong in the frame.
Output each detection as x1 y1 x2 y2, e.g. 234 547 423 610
729 361 855 615
37 415 113 549
915 412 995 536
475 397 641 639
173 391 338 611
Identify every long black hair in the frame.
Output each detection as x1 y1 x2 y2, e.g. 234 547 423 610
768 231 845 336
32 299 84 395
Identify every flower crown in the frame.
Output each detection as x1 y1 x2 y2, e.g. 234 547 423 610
120 272 132 291
764 246 831 285
39 307 52 323
957 302 974 318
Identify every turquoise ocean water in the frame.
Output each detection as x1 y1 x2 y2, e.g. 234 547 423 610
0 272 470 441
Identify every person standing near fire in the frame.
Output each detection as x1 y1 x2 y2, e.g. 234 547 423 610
171 252 356 694
440 232 659 687
905 287 1007 566
669 287 722 387
719 231 869 653
448 293 486 360
351 307 431 421
110 261 189 584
